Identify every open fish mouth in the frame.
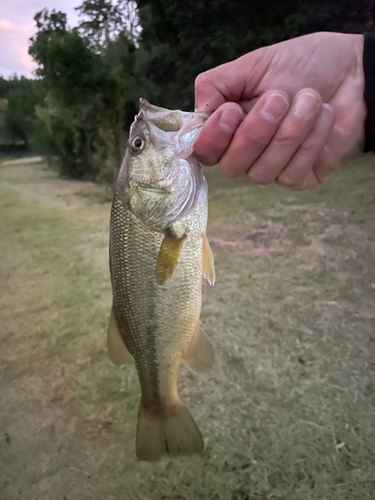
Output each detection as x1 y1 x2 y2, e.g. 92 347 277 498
139 98 211 122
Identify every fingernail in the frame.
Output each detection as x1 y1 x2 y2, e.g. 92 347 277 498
219 106 243 132
317 104 333 128
260 93 288 122
292 92 318 117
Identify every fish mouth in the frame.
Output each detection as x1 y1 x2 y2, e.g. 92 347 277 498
138 98 212 131
139 98 211 119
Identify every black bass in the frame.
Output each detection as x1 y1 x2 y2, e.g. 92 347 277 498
108 99 215 461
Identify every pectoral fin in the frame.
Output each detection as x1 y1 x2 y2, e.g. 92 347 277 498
202 234 215 286
107 307 132 365
156 232 186 285
183 324 215 373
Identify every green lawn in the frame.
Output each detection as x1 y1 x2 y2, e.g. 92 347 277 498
1 155 375 500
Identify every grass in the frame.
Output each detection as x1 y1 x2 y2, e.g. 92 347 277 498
0 155 375 500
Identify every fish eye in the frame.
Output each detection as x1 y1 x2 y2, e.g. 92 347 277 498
130 136 145 153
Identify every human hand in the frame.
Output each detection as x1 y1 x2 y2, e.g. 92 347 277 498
194 32 366 189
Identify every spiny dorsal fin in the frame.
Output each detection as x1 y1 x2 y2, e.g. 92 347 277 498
156 232 186 285
107 307 132 365
182 323 215 373
202 234 215 286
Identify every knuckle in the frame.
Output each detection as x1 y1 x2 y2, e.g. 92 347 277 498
273 130 297 148
312 167 327 185
243 128 269 148
301 87 321 100
298 139 319 156
276 174 299 189
194 72 209 92
248 167 273 185
198 154 216 167
220 159 242 178
220 167 241 178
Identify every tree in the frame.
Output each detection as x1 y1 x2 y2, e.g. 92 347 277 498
28 5 147 179
17 0 375 181
77 0 141 47
29 9 115 177
0 75 24 99
135 0 309 109
298 0 375 34
135 0 375 110
0 99 7 144
76 0 118 46
4 78 38 146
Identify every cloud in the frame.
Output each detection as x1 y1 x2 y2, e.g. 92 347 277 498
0 18 37 77
1 1 80 27
0 1 81 78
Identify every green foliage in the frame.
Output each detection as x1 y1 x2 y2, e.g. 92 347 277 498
77 0 141 46
0 76 37 146
3 78 39 146
0 75 25 99
3 0 375 179
136 0 308 108
0 99 7 143
76 0 121 46
298 0 375 34
135 0 375 110
24 5 148 180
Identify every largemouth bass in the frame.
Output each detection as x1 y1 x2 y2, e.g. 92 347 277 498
108 98 215 461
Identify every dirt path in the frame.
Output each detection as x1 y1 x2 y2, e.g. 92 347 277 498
1 155 375 500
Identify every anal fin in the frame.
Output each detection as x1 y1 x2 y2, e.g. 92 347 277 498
107 307 132 365
183 323 215 373
202 234 215 286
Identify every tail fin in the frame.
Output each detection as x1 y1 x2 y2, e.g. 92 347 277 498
136 404 203 461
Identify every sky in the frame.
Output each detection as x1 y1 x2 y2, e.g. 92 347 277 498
0 1 81 78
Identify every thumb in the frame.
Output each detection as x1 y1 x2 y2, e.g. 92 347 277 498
194 47 271 112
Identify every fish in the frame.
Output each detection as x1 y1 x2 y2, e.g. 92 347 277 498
108 98 215 461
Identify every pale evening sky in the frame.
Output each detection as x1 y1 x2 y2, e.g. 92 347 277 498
0 1 82 78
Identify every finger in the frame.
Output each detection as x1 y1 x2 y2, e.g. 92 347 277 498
194 48 273 111
194 103 244 166
247 89 322 185
313 143 340 184
301 170 320 189
276 104 334 189
298 141 338 190
219 90 290 178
